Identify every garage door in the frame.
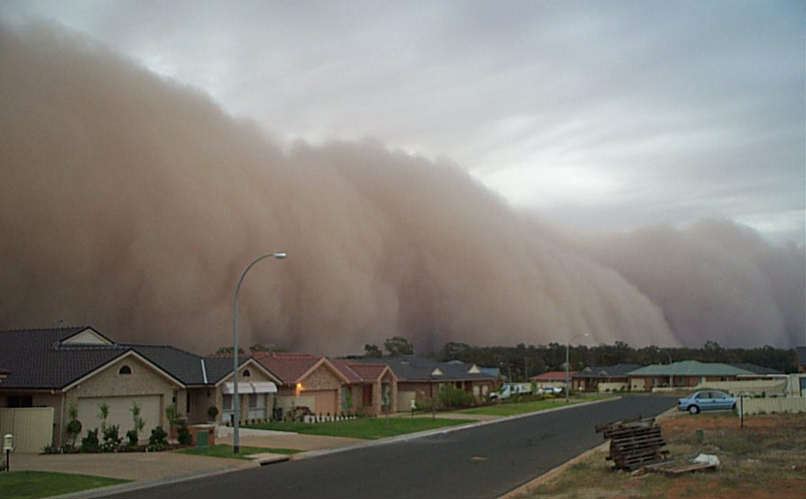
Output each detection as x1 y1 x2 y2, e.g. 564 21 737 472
397 391 416 412
305 390 337 415
77 395 161 438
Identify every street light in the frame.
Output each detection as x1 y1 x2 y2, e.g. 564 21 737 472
232 251 287 454
566 333 591 403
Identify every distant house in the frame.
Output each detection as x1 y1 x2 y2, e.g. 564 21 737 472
352 356 497 410
573 364 640 392
253 353 350 418
729 363 784 377
330 359 398 415
0 326 280 451
627 361 754 391
531 371 576 390
0 367 8 382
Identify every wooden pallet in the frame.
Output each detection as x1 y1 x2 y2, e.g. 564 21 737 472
596 416 667 471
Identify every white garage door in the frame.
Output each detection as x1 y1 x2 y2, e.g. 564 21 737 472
77 395 161 438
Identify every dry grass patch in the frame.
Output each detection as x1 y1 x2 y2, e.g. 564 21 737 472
516 412 806 499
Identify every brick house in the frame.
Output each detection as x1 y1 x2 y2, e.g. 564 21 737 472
0 326 279 450
797 347 806 373
330 359 398 415
531 371 576 391
352 356 497 410
572 364 639 392
253 353 351 418
626 361 754 391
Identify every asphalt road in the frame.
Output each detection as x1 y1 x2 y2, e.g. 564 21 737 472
105 396 674 499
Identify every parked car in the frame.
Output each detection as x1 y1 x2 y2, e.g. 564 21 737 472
538 386 564 396
490 383 532 400
677 390 737 414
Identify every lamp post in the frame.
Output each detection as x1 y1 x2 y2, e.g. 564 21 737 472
566 333 591 403
233 251 287 454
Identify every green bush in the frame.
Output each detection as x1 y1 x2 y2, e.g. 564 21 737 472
207 406 219 421
101 424 122 452
126 429 139 448
438 384 475 409
81 428 100 452
148 426 168 451
177 422 193 446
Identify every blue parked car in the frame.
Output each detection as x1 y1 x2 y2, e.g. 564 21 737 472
677 390 736 414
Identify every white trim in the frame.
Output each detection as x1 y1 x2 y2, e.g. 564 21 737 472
200 359 208 384
222 381 277 394
61 327 113 345
61 350 186 392
214 358 283 386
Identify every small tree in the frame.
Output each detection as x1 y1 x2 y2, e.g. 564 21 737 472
363 344 382 358
97 402 110 432
65 403 82 447
207 405 219 422
101 424 122 452
383 337 414 356
165 403 179 431
128 402 145 447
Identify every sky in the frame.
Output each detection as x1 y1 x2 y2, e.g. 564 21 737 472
1 0 804 244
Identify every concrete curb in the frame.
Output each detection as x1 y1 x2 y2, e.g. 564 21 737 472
498 399 678 499
49 461 259 499
293 397 621 461
498 441 610 499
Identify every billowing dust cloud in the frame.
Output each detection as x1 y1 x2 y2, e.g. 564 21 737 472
1 25 802 353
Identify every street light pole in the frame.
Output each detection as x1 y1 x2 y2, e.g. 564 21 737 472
566 333 591 403
233 251 287 454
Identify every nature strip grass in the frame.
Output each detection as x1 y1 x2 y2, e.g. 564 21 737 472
177 444 301 460
0 470 129 499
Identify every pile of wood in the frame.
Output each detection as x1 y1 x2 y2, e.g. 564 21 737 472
595 416 668 470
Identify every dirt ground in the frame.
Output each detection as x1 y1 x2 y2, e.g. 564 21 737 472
515 411 806 499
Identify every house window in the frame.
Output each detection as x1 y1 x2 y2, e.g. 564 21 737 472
119 365 132 375
7 396 32 408
223 395 232 410
248 394 257 408
242 369 251 378
186 392 191 413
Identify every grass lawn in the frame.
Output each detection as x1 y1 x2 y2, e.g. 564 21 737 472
458 399 582 416
244 417 473 439
177 444 301 460
517 412 806 499
0 471 129 499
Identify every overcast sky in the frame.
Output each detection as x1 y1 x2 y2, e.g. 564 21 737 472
2 0 804 244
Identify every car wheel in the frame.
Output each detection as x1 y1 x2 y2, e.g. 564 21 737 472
688 405 700 415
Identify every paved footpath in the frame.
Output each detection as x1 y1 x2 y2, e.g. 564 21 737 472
97 395 674 499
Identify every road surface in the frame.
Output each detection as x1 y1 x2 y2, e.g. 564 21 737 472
104 396 674 499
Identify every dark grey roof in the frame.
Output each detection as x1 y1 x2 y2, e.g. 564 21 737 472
0 327 129 389
797 347 806 367
574 364 641 379
730 363 783 375
352 355 497 382
0 327 254 389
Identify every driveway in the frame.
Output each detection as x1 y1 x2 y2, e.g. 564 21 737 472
98 395 675 499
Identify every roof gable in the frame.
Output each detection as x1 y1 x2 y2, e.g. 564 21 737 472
61 327 113 345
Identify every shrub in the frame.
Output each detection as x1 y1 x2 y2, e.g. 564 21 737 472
66 403 82 446
81 428 100 453
101 424 122 452
148 426 168 451
177 421 193 446
438 384 475 409
126 429 139 448
207 406 219 421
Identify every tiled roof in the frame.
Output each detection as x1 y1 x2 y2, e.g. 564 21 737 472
532 371 576 381
0 327 131 389
573 364 641 378
253 352 322 384
351 355 496 382
797 347 806 367
328 359 364 383
0 327 253 389
627 361 754 377
730 363 783 375
347 363 389 381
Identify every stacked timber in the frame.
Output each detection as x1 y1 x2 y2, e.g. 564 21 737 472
595 416 667 470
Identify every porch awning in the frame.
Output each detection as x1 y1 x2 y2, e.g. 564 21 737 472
222 381 278 394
